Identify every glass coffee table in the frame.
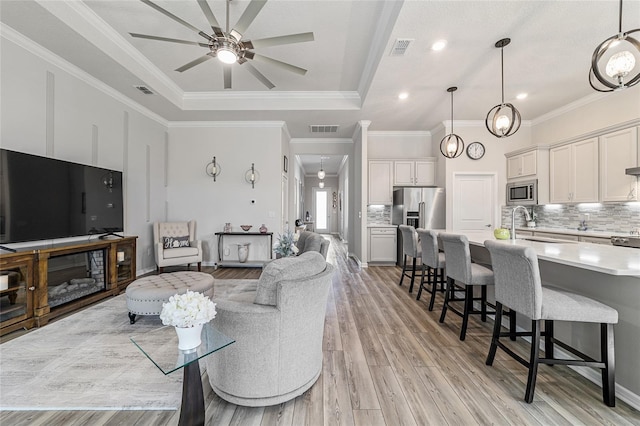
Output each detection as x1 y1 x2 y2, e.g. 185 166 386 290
131 323 234 426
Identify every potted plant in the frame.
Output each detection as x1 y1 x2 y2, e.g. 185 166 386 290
160 290 217 350
273 229 299 258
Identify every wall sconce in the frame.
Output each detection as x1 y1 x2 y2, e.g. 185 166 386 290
245 163 260 189
205 156 221 181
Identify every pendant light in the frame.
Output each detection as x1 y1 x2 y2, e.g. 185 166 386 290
319 180 325 188
439 87 464 159
589 0 640 92
317 158 326 179
485 38 521 138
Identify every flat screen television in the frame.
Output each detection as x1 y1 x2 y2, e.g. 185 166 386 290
0 149 124 244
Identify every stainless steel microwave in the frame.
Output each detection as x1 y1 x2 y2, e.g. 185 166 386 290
506 179 537 205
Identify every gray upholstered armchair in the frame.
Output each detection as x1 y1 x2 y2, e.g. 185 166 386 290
295 230 330 259
205 251 334 406
153 220 202 272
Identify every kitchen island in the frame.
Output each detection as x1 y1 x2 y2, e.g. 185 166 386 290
444 230 640 408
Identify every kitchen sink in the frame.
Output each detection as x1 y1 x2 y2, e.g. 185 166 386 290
518 237 575 244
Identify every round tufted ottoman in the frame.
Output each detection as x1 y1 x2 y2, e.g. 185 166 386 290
126 271 214 324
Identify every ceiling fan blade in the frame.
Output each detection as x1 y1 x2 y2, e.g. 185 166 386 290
196 0 224 37
246 32 314 49
139 0 211 41
249 53 307 75
230 0 267 41
175 54 213 72
223 65 232 89
244 63 275 89
130 33 209 48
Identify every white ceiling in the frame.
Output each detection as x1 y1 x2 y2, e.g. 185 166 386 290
2 0 639 145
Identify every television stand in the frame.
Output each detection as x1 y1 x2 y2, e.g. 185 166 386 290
99 232 124 240
0 246 17 253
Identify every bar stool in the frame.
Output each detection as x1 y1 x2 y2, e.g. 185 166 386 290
416 229 446 311
398 225 422 293
484 240 618 406
438 233 510 341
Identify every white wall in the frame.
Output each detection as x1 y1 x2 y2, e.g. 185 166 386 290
167 124 284 264
1 30 167 273
338 158 349 242
368 131 433 158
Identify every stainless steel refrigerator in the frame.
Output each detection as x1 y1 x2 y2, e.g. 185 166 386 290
392 187 446 266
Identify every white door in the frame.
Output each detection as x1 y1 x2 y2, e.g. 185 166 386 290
453 173 496 231
313 187 330 233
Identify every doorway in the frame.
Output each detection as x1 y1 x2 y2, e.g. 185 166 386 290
452 173 498 231
313 187 331 234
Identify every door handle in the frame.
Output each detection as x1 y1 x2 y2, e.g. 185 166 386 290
485 224 491 228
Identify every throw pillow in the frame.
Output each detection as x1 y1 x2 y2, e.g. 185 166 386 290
254 251 326 306
163 236 190 249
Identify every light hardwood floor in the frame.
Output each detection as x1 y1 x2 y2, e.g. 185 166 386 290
2 236 639 425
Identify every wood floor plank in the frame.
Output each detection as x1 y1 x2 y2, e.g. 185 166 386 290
261 400 295 426
322 350 356 426
369 365 418 426
292 374 324 426
324 283 344 351
414 367 479 425
352 409 386 426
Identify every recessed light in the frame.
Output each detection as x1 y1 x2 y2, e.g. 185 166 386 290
431 40 447 51
516 93 528 100
398 92 409 100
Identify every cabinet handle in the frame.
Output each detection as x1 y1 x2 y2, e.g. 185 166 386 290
29 286 35 291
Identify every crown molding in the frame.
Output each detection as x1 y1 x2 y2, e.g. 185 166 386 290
368 130 431 137
182 91 361 110
442 119 532 128
531 92 609 126
1 24 168 127
35 0 184 108
168 121 286 129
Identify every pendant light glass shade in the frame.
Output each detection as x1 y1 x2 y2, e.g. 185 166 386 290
589 0 640 92
319 180 325 188
317 158 326 179
439 87 464 159
485 38 521 138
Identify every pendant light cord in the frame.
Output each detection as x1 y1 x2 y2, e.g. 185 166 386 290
450 90 454 134
618 0 623 34
226 0 230 33
501 46 505 104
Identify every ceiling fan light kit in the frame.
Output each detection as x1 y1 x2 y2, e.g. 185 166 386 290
485 38 521 138
439 87 465 159
133 0 314 89
589 0 640 92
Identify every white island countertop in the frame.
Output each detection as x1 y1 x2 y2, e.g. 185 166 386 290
448 230 640 277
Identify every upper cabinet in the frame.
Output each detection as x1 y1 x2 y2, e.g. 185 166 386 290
550 137 599 203
368 160 393 204
393 159 436 186
507 150 537 179
600 127 638 202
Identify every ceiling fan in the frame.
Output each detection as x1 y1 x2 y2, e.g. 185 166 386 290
130 0 314 89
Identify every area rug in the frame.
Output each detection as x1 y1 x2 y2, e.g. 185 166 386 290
0 277 257 411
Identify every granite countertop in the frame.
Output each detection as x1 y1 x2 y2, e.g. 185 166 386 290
451 230 640 277
515 226 632 238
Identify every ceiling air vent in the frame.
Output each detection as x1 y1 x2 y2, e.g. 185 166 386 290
134 85 154 95
309 125 339 133
390 38 413 56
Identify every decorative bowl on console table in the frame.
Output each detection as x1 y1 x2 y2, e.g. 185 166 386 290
240 225 252 232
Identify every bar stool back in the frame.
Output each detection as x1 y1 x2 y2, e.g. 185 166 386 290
398 225 421 293
416 229 446 310
484 240 618 406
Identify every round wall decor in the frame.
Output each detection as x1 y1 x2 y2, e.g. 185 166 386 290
466 142 485 160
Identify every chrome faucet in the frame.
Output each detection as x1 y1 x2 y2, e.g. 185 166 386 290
511 205 532 240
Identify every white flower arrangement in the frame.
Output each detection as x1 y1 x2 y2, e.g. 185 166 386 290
160 290 217 328
273 229 299 257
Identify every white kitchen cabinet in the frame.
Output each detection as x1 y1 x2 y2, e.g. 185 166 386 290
534 231 580 241
507 150 537 179
579 236 612 245
600 127 638 202
394 159 435 186
368 227 397 263
550 138 599 203
368 160 393 204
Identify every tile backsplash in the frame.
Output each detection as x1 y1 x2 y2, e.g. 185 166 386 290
367 205 391 224
501 202 640 233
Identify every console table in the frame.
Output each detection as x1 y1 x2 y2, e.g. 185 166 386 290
130 324 234 426
215 232 273 268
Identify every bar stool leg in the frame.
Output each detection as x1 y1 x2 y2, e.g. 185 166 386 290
460 285 473 341
509 309 517 341
409 257 417 293
399 254 407 286
486 301 503 366
544 320 554 359
439 277 453 323
525 320 541 403
601 323 616 407
428 267 438 311
416 264 427 301
481 285 487 322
